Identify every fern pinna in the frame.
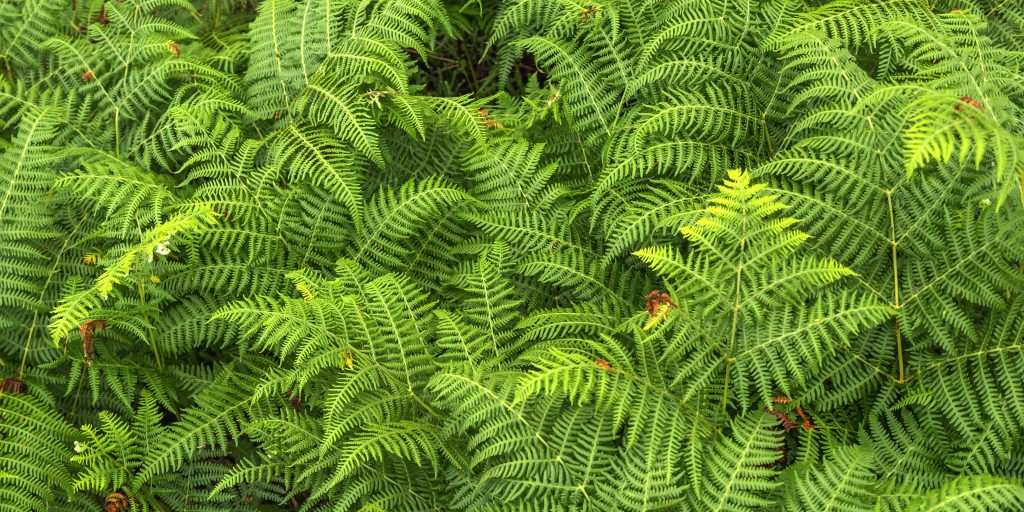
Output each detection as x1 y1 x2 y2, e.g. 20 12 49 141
0 0 1023 510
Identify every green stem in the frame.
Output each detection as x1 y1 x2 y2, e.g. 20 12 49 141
18 216 88 378
139 282 164 371
114 107 121 156
720 360 732 413
886 189 905 384
408 387 440 419
722 225 746 412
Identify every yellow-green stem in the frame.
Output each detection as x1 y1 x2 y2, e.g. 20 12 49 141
114 107 120 156
886 190 905 384
139 282 164 371
18 216 88 378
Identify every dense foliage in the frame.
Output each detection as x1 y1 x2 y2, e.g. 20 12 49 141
1 0 1023 510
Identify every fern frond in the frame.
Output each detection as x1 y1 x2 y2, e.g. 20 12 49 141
782 445 879 512
292 73 385 166
688 410 781 511
905 474 1024 512
0 394 77 508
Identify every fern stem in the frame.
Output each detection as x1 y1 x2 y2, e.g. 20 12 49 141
886 189 905 384
462 40 479 91
721 299 740 413
114 107 121 156
723 215 747 412
613 91 628 129
408 387 441 419
18 323 39 379
987 0 1011 16
720 362 732 413
139 281 164 372
18 215 88 378
70 366 85 423
894 319 905 384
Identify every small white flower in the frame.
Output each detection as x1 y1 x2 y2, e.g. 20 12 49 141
150 240 172 262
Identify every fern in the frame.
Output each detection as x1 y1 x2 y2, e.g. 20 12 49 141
635 170 890 407
1 0 1022 510
689 410 781 511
